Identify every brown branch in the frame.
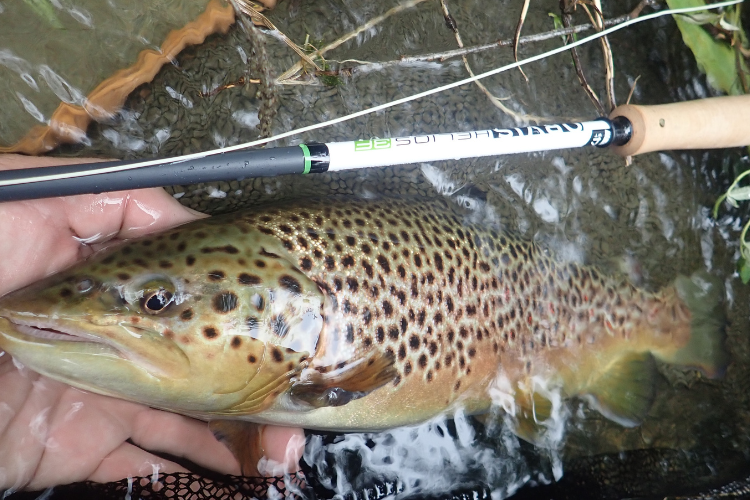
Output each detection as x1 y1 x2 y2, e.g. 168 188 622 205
513 0 531 82
560 0 605 116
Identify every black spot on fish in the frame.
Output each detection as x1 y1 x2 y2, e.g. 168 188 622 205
409 335 419 350
404 361 412 375
159 261 173 269
434 253 443 272
60 288 73 298
231 337 242 348
186 255 196 266
398 344 406 360
117 272 130 281
180 309 193 321
376 326 385 343
346 277 359 292
383 300 393 317
429 341 438 356
203 326 218 339
377 255 391 273
325 256 335 270
271 347 283 363
342 255 355 267
279 275 302 294
397 265 406 279
247 316 259 329
208 270 225 281
414 255 422 267
300 257 313 271
345 324 354 343
388 327 399 340
213 292 239 313
238 273 262 286
418 354 427 369
362 261 374 278
363 308 372 326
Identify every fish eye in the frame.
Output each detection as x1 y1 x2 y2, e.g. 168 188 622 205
142 288 174 314
76 278 95 294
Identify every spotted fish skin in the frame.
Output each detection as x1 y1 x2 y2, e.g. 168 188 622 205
0 197 725 431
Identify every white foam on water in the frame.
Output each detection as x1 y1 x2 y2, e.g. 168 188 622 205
489 372 570 482
302 405 556 500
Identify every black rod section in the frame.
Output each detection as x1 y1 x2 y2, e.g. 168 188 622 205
0 146 315 202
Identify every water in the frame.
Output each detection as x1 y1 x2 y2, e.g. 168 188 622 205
2 0 750 498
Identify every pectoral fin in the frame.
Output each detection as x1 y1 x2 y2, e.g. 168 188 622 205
513 390 554 444
209 420 263 476
584 352 657 427
290 350 397 408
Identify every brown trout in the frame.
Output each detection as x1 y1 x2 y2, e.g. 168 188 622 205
0 197 727 439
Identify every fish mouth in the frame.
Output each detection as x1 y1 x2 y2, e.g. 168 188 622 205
0 315 190 379
3 316 123 350
12 321 116 345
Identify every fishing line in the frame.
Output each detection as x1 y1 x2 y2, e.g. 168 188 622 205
0 0 743 196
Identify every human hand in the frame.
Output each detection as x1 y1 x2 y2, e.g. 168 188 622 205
0 154 305 492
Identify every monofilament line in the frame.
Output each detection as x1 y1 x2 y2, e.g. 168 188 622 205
0 0 742 188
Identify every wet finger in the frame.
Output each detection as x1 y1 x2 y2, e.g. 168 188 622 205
86 441 188 485
258 425 305 475
130 408 241 476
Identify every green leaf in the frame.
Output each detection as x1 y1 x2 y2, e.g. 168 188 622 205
23 0 64 29
728 185 750 204
666 0 748 95
739 258 750 284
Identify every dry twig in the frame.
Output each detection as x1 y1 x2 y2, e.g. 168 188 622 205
560 0 606 115
580 0 616 110
625 75 640 105
440 0 546 123
235 0 322 71
276 0 431 84
513 0 531 82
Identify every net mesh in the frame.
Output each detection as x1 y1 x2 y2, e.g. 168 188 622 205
5 472 308 500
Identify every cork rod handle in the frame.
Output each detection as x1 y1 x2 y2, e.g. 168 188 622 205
609 95 750 156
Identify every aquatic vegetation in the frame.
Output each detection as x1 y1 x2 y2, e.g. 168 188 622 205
667 0 748 94
714 165 750 282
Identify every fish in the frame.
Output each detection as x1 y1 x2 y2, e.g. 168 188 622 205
0 196 727 456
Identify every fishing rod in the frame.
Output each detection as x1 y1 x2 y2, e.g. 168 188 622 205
0 95 748 202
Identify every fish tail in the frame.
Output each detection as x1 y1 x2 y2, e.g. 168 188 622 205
651 271 728 378
578 271 727 428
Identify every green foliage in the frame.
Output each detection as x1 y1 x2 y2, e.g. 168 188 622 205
714 167 750 283
23 0 64 29
666 0 748 95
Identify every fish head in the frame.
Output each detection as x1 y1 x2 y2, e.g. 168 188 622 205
0 218 325 417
